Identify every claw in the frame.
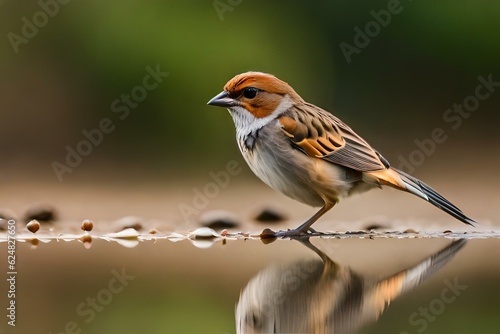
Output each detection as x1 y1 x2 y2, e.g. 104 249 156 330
274 228 310 238
260 227 323 240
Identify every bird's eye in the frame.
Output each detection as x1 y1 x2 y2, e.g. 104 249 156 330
243 87 258 99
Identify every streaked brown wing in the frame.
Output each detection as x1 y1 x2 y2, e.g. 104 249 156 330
279 103 388 172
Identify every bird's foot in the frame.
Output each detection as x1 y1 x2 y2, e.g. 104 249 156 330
260 227 319 239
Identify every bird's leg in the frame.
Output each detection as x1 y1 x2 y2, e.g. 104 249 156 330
307 227 319 234
274 202 335 238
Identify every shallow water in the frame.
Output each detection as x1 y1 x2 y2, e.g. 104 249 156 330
1 229 500 334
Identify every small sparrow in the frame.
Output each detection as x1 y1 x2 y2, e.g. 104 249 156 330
208 72 475 236
236 238 466 333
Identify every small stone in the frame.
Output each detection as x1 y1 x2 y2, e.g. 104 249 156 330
149 228 158 234
220 229 228 237
260 228 277 240
30 238 39 249
200 210 239 230
26 220 40 233
254 207 286 223
79 235 93 249
189 227 220 240
443 230 452 234
24 205 56 222
81 219 94 232
404 228 418 234
106 228 140 239
188 228 220 249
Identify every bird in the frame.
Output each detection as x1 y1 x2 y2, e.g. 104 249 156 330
207 71 476 237
236 238 467 333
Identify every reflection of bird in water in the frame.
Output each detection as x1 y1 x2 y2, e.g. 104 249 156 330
236 239 466 334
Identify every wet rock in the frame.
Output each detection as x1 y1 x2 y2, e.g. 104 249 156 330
79 235 93 249
26 220 41 233
254 207 287 223
189 227 220 239
404 228 418 234
30 238 39 249
260 228 277 241
106 228 140 238
24 205 57 223
200 210 239 230
81 219 94 232
104 229 139 248
112 216 143 232
188 228 220 249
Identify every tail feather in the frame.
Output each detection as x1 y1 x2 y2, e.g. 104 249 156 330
365 168 476 226
394 168 476 227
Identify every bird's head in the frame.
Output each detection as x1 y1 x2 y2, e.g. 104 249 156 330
208 72 303 131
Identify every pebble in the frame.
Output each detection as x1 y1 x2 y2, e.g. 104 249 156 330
81 219 94 232
189 227 220 239
403 228 418 234
254 207 286 223
79 235 93 249
26 220 40 233
260 228 277 240
30 238 39 249
106 228 140 239
200 210 239 230
188 228 220 249
24 205 56 222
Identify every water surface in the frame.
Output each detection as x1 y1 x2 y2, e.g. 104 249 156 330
1 230 499 333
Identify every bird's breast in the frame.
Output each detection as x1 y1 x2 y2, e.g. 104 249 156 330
237 122 356 207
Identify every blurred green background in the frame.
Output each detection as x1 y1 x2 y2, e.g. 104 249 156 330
1 0 499 184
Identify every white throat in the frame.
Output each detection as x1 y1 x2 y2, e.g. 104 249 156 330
228 94 293 137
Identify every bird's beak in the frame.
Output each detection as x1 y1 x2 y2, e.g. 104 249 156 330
207 91 237 108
